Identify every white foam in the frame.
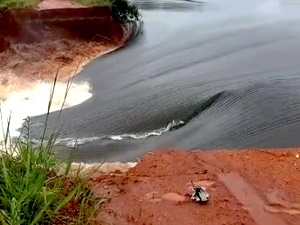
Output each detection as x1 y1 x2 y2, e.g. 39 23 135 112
109 120 185 140
0 78 92 148
54 120 185 148
56 136 102 147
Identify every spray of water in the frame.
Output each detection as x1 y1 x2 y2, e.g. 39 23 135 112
0 75 92 147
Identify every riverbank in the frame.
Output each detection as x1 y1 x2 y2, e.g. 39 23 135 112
89 149 300 225
0 1 140 223
0 1 125 85
0 0 138 143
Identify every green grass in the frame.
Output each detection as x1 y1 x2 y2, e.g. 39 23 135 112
0 0 41 8
0 0 139 22
73 0 113 7
0 0 114 9
0 71 103 225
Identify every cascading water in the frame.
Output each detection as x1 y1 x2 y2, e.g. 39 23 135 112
0 76 92 148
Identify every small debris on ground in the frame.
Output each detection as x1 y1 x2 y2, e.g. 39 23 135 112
190 181 210 204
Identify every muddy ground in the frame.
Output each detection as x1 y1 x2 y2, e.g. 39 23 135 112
89 149 300 225
0 40 117 83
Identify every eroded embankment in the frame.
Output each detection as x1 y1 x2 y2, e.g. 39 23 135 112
0 5 131 142
0 6 124 82
0 6 124 43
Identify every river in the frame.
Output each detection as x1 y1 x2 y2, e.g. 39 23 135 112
27 0 300 162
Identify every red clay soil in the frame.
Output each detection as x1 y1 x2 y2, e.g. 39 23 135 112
0 0 125 82
0 39 116 82
89 149 300 225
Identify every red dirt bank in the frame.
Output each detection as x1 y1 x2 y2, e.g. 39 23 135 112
0 0 126 82
90 149 300 225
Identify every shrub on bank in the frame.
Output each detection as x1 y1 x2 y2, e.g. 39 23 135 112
74 0 140 22
111 0 140 22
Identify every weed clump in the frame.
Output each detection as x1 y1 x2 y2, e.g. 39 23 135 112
0 70 102 224
0 117 102 225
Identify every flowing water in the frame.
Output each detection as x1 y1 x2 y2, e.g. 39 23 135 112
2 0 300 162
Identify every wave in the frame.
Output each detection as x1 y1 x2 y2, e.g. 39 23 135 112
56 119 184 147
55 92 224 148
109 119 185 140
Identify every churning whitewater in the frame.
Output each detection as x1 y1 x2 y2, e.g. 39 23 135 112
0 78 92 145
3 0 300 163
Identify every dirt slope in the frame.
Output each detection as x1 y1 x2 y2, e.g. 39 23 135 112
0 0 124 83
89 149 300 225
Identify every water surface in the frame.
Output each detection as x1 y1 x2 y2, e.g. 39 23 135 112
30 0 300 162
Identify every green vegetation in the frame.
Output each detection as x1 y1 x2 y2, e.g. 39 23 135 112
74 0 140 22
0 0 40 8
73 0 113 7
0 0 140 22
0 73 102 225
110 0 140 22
0 127 101 224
